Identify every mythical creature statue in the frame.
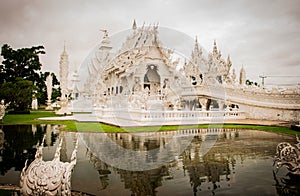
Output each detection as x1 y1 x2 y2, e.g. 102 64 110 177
273 135 300 175
20 135 78 195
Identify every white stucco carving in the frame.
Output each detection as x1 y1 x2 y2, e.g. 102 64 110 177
274 136 300 175
20 135 78 196
45 74 53 110
63 21 299 125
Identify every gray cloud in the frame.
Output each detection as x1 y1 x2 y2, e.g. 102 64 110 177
0 0 299 85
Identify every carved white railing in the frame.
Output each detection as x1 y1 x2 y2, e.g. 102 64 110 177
94 107 245 126
142 110 244 120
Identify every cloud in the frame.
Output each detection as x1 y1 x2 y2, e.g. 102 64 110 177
0 0 299 85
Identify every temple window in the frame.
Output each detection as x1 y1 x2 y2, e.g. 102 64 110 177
144 64 160 95
217 76 222 84
191 76 197 85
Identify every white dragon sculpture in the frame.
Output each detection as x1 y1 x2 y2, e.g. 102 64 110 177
273 135 300 175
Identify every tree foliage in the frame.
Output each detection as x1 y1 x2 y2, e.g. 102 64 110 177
0 44 62 111
0 44 45 84
246 79 259 87
0 44 48 112
0 78 33 112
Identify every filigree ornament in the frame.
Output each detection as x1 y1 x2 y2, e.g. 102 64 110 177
274 135 300 175
20 135 78 196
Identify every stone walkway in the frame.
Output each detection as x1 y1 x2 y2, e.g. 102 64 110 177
222 119 292 127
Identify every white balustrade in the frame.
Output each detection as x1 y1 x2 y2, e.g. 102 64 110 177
142 110 244 120
94 107 245 126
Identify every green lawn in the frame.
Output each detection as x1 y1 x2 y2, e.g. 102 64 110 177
3 110 56 124
2 110 76 130
1 110 298 135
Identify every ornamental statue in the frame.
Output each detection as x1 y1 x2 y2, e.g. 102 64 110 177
273 136 300 175
20 135 78 195
45 74 53 110
0 100 10 122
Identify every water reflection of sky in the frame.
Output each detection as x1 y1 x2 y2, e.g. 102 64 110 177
0 125 299 195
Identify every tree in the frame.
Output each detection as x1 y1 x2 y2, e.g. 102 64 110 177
0 78 33 112
0 44 45 112
0 44 45 84
246 79 259 87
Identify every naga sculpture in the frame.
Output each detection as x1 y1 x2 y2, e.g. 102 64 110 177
20 135 78 195
273 135 300 175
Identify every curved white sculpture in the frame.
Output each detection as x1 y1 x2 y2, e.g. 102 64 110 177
20 136 78 195
45 74 53 110
274 135 300 175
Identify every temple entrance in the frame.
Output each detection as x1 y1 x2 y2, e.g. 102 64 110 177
144 64 161 95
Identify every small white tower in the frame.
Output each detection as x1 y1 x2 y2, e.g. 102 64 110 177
239 65 246 85
59 43 69 98
56 43 71 115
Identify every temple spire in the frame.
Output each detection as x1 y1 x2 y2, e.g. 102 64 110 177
59 43 69 98
62 41 68 56
194 36 199 52
63 41 66 52
239 65 246 85
132 19 137 30
100 29 109 41
227 54 231 61
213 40 218 55
226 55 232 74
99 29 112 49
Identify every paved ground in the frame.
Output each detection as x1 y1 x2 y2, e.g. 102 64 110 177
222 119 293 127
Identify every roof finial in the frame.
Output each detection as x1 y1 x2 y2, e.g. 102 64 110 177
132 19 137 30
63 40 66 52
100 29 108 39
213 39 218 55
194 36 200 52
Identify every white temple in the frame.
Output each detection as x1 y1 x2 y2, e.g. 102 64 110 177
64 21 299 126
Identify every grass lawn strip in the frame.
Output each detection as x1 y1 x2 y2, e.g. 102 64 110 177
2 110 298 135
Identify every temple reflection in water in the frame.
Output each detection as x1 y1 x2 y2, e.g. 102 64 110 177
85 130 237 195
0 125 299 195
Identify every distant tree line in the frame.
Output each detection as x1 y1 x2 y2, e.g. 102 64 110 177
0 44 60 113
246 79 259 87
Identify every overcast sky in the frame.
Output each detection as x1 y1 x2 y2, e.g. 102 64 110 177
1 0 299 86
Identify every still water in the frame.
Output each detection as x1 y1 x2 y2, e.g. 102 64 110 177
0 124 299 195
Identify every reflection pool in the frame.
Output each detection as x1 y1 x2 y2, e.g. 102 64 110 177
0 124 299 195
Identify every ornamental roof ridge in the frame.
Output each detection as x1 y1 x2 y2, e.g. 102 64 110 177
117 22 162 56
